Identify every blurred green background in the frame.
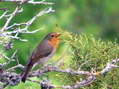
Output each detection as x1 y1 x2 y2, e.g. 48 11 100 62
0 0 119 89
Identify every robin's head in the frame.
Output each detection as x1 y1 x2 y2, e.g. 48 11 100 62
45 32 61 48
45 32 61 40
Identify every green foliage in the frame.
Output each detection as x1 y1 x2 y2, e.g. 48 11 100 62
69 34 119 70
66 34 119 89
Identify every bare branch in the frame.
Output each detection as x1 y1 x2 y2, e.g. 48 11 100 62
6 23 27 30
6 64 24 71
0 50 17 68
100 58 119 74
0 0 54 5
0 58 119 89
31 66 91 77
25 7 55 30
62 76 96 89
28 0 54 5
1 5 21 31
0 7 55 44
0 10 8 20
30 58 119 89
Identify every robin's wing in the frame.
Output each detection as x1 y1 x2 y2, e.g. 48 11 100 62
30 40 53 64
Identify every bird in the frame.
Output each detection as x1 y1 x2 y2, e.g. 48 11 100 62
21 32 61 82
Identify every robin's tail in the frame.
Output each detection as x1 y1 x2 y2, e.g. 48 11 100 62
21 61 33 83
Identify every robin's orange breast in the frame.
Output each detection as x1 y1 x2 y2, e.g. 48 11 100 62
48 37 60 48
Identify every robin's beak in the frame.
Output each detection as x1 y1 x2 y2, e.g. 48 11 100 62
56 33 61 37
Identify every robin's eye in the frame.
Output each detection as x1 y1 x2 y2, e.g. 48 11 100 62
51 34 55 37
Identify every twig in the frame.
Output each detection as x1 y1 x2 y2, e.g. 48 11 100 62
0 10 8 20
1 5 21 31
28 0 54 5
62 76 96 89
24 7 55 30
31 66 91 77
6 23 27 30
100 58 119 74
1 0 54 5
6 64 24 71
0 50 17 68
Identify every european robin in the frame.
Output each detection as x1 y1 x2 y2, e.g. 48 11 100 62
21 32 61 82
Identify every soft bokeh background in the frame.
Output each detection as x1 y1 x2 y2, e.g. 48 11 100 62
0 0 119 89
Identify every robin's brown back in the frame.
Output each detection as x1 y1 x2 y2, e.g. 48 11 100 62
30 39 53 64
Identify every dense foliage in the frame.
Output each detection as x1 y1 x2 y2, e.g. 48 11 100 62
69 34 119 89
